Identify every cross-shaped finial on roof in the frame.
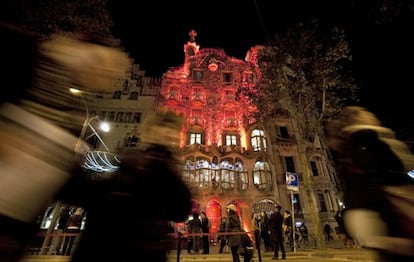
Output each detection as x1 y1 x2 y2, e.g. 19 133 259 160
189 29 197 42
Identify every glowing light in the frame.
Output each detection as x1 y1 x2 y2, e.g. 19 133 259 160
82 151 121 173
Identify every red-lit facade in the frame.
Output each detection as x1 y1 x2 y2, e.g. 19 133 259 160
156 31 341 237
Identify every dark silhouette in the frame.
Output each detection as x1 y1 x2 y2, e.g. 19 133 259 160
200 211 210 254
283 211 294 251
324 223 333 241
240 230 254 262
61 207 83 256
188 212 202 254
325 106 414 261
218 217 227 253
268 205 286 260
226 204 241 262
57 111 192 262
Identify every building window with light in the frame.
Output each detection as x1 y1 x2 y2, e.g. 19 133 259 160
235 159 248 191
251 129 267 152
220 160 235 191
253 160 272 191
225 134 238 146
189 132 202 144
194 159 211 189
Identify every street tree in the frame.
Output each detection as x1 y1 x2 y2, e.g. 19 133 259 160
243 19 359 250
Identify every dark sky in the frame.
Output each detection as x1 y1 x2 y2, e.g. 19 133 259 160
110 0 413 137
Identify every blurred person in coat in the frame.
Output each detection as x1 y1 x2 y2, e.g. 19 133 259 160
324 106 414 261
225 204 241 262
57 110 193 262
0 22 129 262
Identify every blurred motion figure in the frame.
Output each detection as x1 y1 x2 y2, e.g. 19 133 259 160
0 21 129 261
324 106 414 261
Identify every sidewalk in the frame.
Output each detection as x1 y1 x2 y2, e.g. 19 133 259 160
20 240 377 262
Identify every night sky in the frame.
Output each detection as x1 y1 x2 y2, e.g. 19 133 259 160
105 1 414 138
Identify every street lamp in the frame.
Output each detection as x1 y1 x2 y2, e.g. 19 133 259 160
69 88 120 173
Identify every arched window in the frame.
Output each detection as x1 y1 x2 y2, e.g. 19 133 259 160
211 156 220 189
250 129 267 152
220 159 235 191
253 160 272 191
183 159 195 186
194 158 211 189
235 159 248 191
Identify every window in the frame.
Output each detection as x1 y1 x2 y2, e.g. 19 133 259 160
133 112 142 123
317 192 328 212
251 129 267 152
113 91 121 99
129 92 138 100
225 134 237 146
279 126 289 139
115 112 124 123
190 133 202 144
220 160 235 191
284 157 296 173
124 112 132 123
310 160 319 176
252 160 272 191
194 159 211 189
192 70 204 82
292 194 302 211
223 72 233 84
235 159 248 191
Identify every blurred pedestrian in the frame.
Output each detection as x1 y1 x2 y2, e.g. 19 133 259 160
226 204 241 262
268 205 286 260
240 230 255 262
57 110 193 262
324 106 414 261
324 223 333 241
0 22 129 262
334 210 354 247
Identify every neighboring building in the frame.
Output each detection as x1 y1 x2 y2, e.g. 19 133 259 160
38 31 343 241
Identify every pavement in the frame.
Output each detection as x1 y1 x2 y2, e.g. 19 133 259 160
20 240 378 262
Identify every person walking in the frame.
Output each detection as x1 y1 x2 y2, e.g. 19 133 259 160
268 205 286 260
200 211 210 254
225 204 241 262
324 223 334 241
57 110 193 262
189 212 202 255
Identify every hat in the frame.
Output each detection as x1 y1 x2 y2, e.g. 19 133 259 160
275 205 282 211
227 204 237 212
